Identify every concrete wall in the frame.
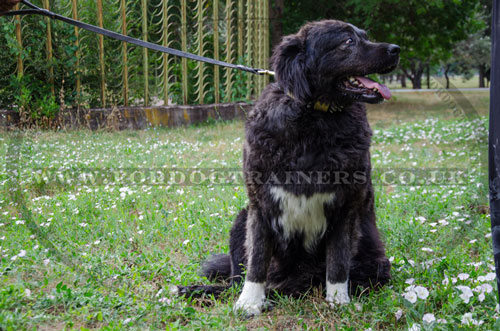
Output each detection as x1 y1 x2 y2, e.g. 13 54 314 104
0 102 251 130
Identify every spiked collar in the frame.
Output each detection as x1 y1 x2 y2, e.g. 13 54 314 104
286 92 344 113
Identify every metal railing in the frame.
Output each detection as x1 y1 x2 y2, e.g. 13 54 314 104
6 0 270 108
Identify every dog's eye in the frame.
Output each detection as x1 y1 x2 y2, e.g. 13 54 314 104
345 38 354 45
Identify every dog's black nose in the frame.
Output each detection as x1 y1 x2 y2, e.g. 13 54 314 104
388 44 400 55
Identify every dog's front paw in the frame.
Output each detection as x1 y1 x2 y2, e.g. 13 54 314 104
326 281 350 306
234 294 265 316
233 281 266 316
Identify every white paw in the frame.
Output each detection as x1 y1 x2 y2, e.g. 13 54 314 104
326 280 350 306
234 295 265 316
233 281 266 316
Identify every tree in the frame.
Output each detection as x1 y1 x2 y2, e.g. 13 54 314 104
342 0 484 89
452 33 491 87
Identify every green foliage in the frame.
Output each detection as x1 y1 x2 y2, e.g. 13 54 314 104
279 0 487 88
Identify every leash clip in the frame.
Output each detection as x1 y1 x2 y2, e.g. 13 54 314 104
257 69 275 76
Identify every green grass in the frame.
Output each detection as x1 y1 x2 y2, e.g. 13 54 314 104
0 90 497 330
386 75 487 90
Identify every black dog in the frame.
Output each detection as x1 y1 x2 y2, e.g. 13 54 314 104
175 20 400 315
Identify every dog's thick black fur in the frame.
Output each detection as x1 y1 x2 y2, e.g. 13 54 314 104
176 20 400 315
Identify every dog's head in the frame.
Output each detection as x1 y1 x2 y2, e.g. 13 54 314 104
271 20 400 105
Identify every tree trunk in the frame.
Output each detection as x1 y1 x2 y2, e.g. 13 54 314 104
411 74 422 89
269 0 284 50
426 65 430 89
444 64 450 89
404 61 424 89
479 64 486 88
400 73 407 88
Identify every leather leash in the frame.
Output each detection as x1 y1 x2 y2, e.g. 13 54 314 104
1 0 276 77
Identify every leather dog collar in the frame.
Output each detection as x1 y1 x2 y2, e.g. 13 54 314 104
286 92 344 113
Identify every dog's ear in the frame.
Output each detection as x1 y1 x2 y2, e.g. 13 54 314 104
271 34 311 102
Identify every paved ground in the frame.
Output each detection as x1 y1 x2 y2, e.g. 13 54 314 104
392 88 490 92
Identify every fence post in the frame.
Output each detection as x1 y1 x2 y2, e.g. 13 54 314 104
119 0 128 106
181 0 188 104
43 0 55 96
257 0 264 94
224 0 235 102
245 0 254 100
14 3 23 78
237 0 243 60
194 0 206 104
161 0 170 105
96 0 106 107
264 0 269 87
142 0 149 106
71 0 80 105
213 0 220 103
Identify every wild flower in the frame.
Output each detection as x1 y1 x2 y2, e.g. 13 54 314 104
422 313 435 324
456 286 474 303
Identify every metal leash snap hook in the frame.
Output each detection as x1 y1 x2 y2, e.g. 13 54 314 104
257 69 275 76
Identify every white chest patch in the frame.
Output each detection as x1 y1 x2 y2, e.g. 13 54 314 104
270 187 335 251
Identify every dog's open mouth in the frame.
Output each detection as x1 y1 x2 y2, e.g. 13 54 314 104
342 76 391 104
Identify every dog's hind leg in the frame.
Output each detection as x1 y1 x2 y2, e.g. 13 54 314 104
228 208 248 286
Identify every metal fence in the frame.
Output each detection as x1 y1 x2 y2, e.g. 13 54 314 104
6 0 270 108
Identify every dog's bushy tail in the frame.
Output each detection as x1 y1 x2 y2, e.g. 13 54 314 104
174 254 232 298
201 254 232 281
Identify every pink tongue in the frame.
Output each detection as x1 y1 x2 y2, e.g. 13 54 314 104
355 76 392 100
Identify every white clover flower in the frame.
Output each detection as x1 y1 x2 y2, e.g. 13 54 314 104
438 219 449 226
442 277 449 285
158 297 171 304
18 250 26 257
484 273 496 281
456 286 474 303
395 309 403 320
422 313 435 324
421 247 433 252
408 324 421 331
414 286 429 300
403 291 417 304
474 283 493 294
43 259 50 266
461 313 483 326
457 273 470 281
416 216 426 223
478 293 485 302
405 278 414 285
25 289 31 297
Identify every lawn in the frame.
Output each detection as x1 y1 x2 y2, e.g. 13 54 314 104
385 75 487 90
0 90 498 330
